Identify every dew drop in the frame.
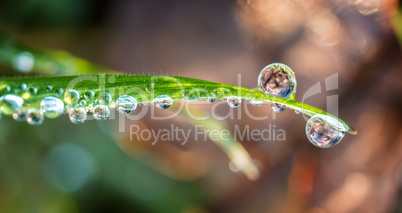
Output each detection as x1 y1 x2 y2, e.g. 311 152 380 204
27 86 37 95
98 92 112 105
68 107 87 124
249 99 263 106
64 89 80 104
184 90 200 103
55 88 64 97
0 94 24 115
116 95 137 114
80 100 87 106
227 96 241 108
46 85 53 92
17 83 27 93
206 98 215 103
40 96 64 119
306 114 346 148
258 63 296 98
27 109 44 125
93 105 110 120
295 109 301 114
84 90 94 100
270 103 286 113
154 95 173 109
12 109 28 121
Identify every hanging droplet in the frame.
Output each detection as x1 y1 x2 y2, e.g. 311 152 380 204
0 94 24 115
227 96 241 108
154 95 173 109
258 63 296 98
93 105 110 120
295 109 301 114
84 90 94 100
13 109 28 121
68 107 87 124
249 99 263 106
27 86 37 95
64 89 80 104
271 103 286 113
55 88 64 97
98 92 112 105
40 96 64 119
305 114 346 148
206 98 215 103
27 109 44 125
116 95 137 114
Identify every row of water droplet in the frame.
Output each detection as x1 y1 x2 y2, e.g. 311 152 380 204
0 63 351 148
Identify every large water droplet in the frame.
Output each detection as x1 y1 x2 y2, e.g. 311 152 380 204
154 95 173 109
227 96 241 108
270 103 286 113
0 94 24 115
305 114 346 148
116 95 137 114
27 109 44 125
40 96 64 119
69 107 87 124
93 105 110 120
64 89 80 104
258 63 296 98
99 92 112 105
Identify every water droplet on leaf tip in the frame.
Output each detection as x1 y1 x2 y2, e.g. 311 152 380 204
305 114 346 148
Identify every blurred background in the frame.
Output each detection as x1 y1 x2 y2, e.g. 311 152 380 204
0 0 402 212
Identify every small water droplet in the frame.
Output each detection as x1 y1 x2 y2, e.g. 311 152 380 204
184 89 200 102
306 114 346 148
40 96 64 119
68 107 87 124
55 88 64 97
98 92 112 105
206 98 215 103
12 109 28 121
270 103 286 113
249 99 263 106
12 52 34 73
295 109 301 114
227 96 241 108
46 86 53 92
2 86 11 93
84 90 94 100
27 86 37 95
0 94 24 115
93 105 110 120
80 100 87 106
17 83 27 93
154 95 173 109
146 88 152 92
27 109 44 125
258 63 296 98
116 95 137 114
64 89 80 104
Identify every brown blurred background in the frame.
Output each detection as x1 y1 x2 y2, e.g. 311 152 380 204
0 0 402 212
